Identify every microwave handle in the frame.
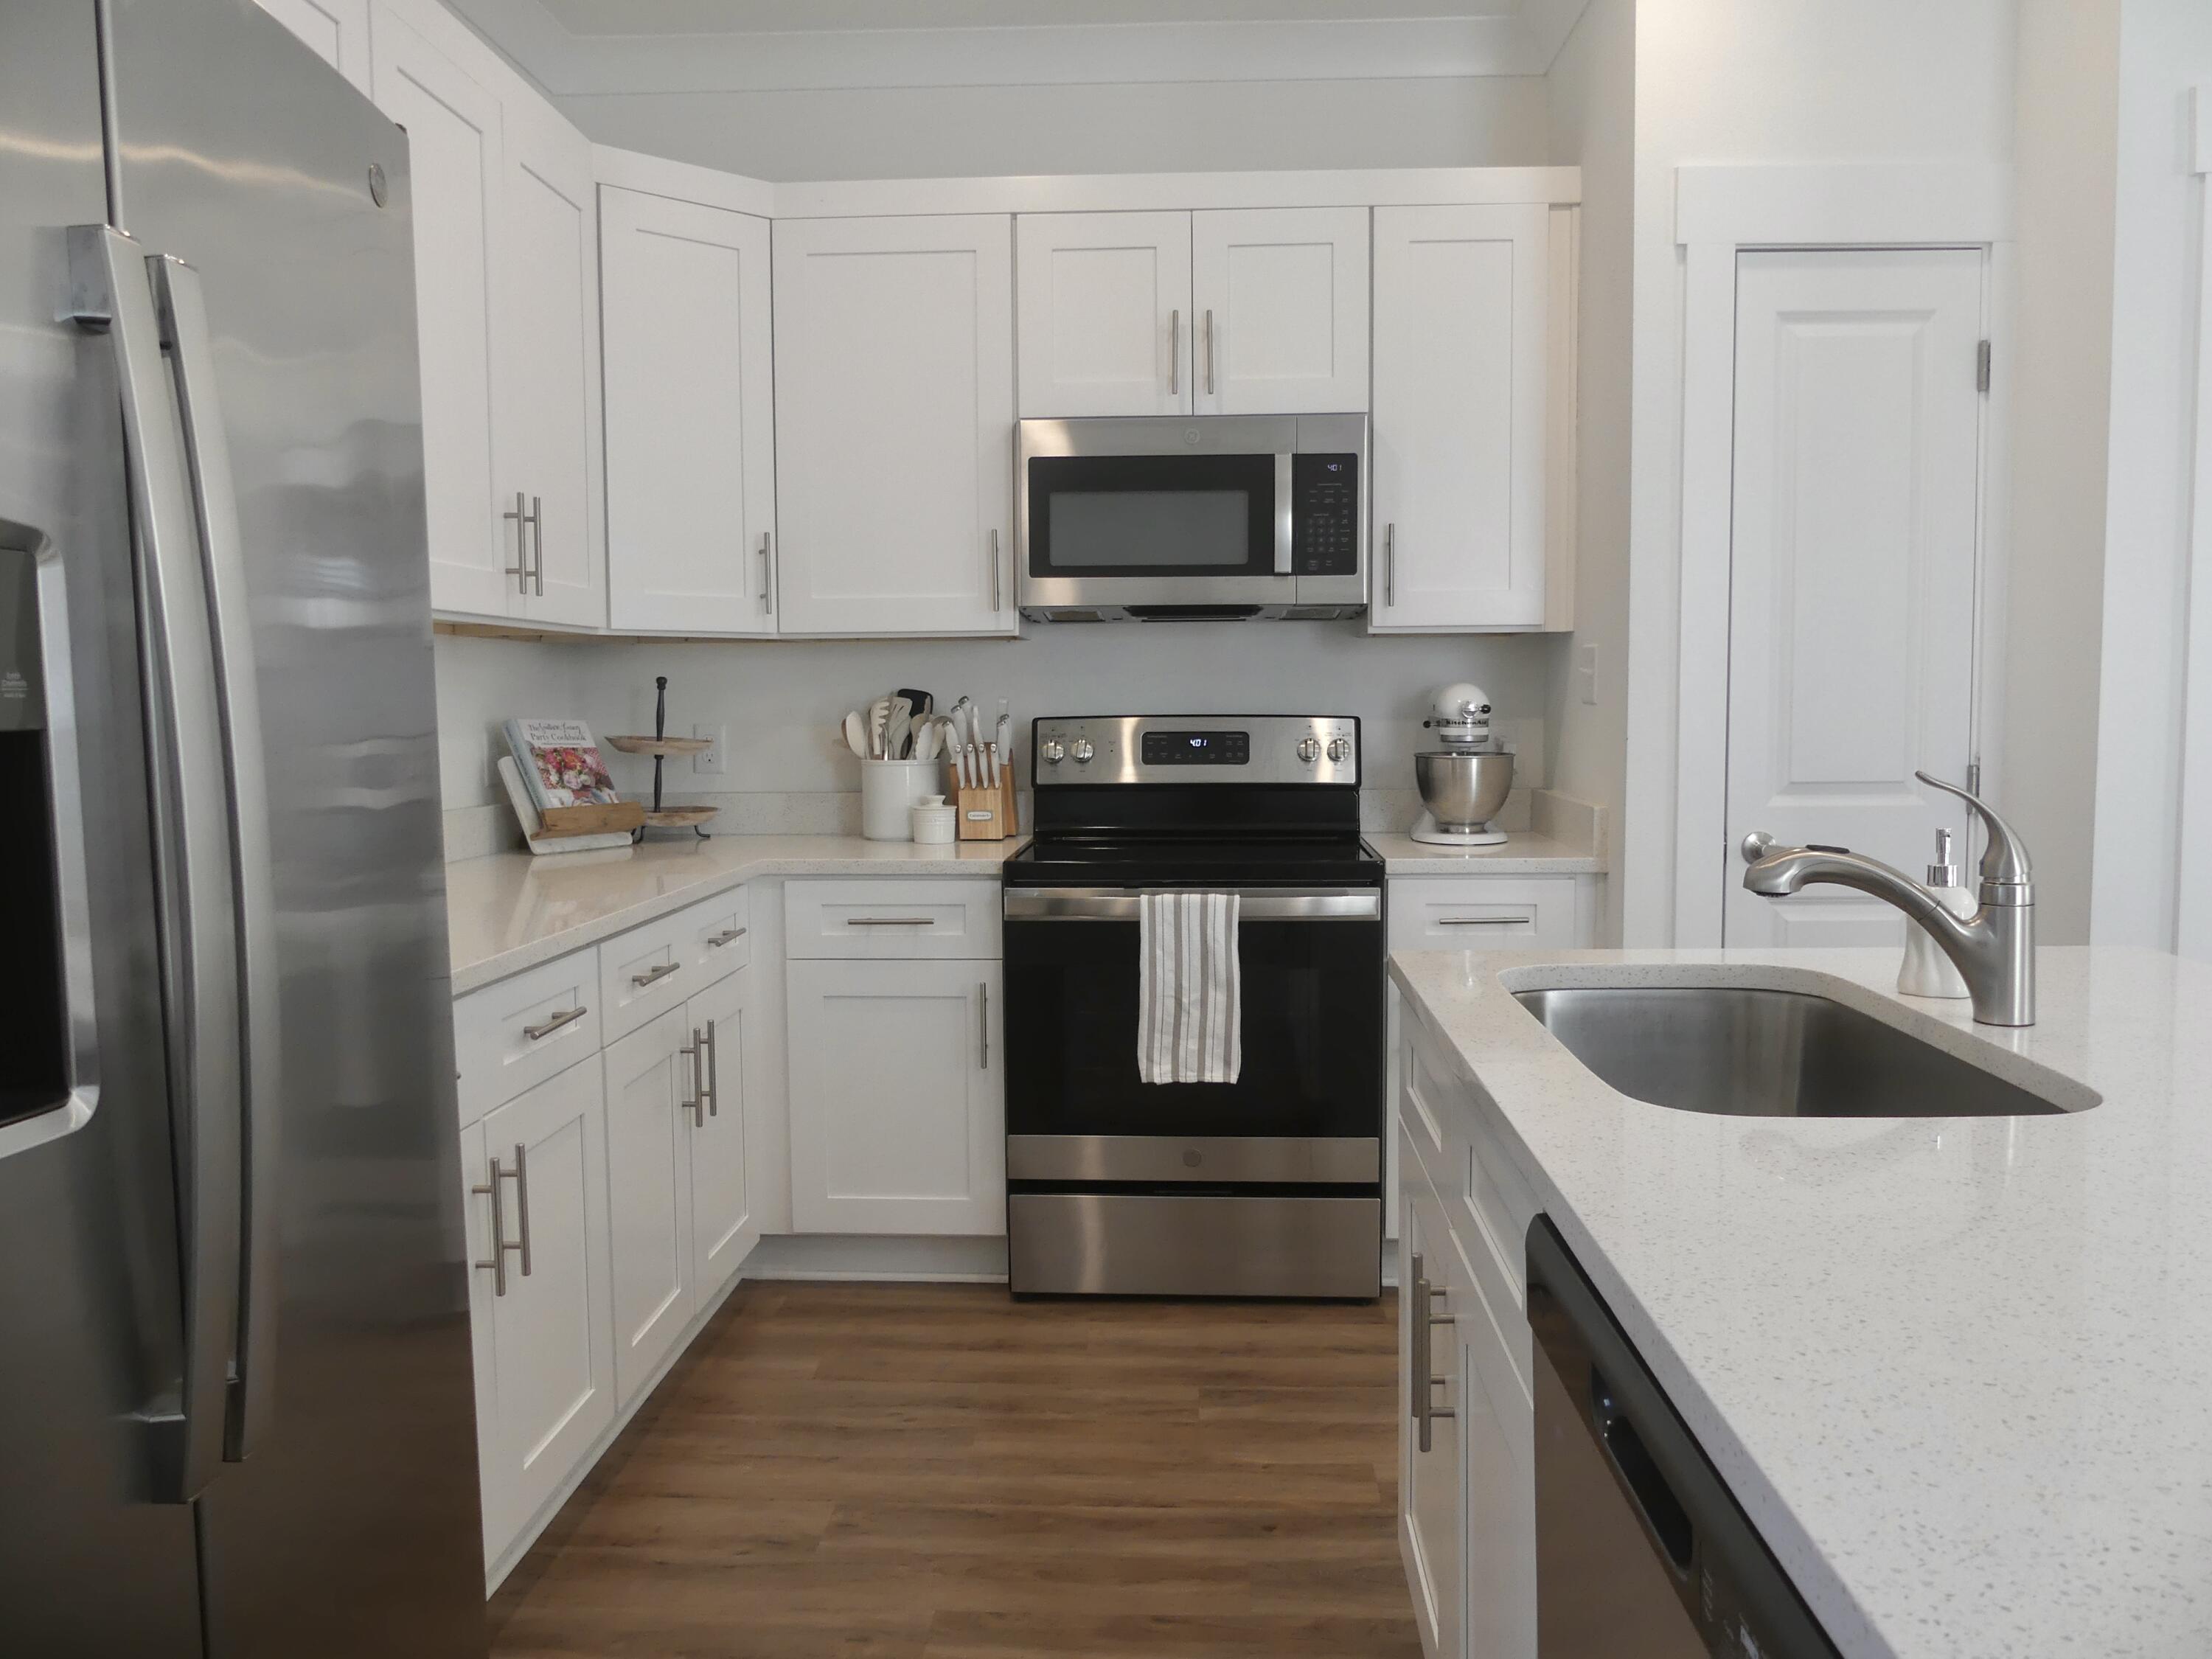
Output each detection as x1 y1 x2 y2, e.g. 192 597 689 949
1273 453 1293 575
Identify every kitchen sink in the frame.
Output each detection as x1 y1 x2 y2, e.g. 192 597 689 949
1512 985 2081 1118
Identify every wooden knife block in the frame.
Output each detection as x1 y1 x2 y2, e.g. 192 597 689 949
956 779 1018 841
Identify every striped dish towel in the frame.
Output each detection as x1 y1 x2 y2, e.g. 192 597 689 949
1137 891 1242 1085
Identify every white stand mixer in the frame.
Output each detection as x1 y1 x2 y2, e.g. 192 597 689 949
1411 681 1514 847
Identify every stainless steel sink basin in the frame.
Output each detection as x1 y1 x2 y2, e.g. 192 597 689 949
1512 986 2079 1118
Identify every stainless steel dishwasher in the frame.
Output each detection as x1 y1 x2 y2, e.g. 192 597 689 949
1526 1217 1842 1658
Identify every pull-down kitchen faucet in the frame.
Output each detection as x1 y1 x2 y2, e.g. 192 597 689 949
1741 773 2036 1026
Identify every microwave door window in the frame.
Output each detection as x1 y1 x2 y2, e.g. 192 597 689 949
1048 490 1247 569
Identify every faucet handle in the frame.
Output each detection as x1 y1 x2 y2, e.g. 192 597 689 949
1915 771 2033 894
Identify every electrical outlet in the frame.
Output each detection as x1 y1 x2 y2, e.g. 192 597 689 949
1576 643 1600 707
692 722 726 776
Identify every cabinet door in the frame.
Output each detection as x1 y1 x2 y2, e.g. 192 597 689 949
1192 207 1369 415
498 95 604 630
466 1062 616 1567
368 4 511 618
1371 204 1550 632
1015 211 1191 417
254 0 370 92
772 215 1015 636
1399 1149 1465 1659
602 1007 698 1403
786 958 1004 1234
602 188 776 636
686 967 757 1298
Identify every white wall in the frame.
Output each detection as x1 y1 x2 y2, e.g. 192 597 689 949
437 625 1557 828
1543 0 1632 944
2088 1 2212 948
1619 0 2018 944
554 76 1552 181
2007 0 2122 945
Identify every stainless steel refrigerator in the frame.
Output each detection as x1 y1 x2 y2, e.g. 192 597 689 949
0 1 485 1654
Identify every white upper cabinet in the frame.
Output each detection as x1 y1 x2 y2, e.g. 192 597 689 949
1191 207 1370 415
772 215 1016 636
1371 203 1561 633
254 0 371 93
369 4 509 619
1016 212 1192 417
497 97 605 630
601 189 777 636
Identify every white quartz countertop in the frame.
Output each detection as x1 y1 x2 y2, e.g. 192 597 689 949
445 836 1019 992
1388 945 2212 1659
445 830 1601 993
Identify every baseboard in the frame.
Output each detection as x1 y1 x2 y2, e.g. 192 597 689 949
739 1231 1010 1283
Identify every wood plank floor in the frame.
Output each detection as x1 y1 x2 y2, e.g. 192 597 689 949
490 1281 1421 1658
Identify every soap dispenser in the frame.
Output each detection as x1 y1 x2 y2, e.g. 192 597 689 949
1899 828 1974 998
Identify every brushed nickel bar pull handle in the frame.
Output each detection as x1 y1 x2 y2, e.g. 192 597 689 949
846 916 934 928
504 489 529 589
522 1006 587 1042
1437 916 1534 928
679 1030 706 1127
1204 307 1216 395
706 927 747 947
1385 522 1397 608
1409 1253 1427 1430
978 983 990 1071
1169 307 1180 394
631 960 682 989
990 528 1002 612
706 1018 720 1118
530 493 544 595
1424 1279 1453 1447
472 1155 510 1297
510 1141 532 1277
759 531 774 614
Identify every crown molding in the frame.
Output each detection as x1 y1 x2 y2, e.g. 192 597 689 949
450 0 1584 94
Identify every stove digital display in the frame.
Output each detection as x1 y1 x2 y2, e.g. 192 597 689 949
1141 729 1251 766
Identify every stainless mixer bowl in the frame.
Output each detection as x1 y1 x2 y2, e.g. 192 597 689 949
1414 750 1515 829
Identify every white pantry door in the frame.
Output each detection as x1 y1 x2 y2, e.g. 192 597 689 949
1722 248 1984 947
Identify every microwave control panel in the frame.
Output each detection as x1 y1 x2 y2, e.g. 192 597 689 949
1293 454 1360 576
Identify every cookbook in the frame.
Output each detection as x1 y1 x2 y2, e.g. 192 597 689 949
503 718 622 811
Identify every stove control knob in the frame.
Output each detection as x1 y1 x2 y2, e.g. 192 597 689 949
1297 737 1321 763
1071 738 1096 765
1040 739 1066 765
1326 736 1352 763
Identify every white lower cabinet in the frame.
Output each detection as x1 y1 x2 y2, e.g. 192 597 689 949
786 956 1004 1234
465 1060 616 1568
686 965 757 1298
1398 1027 1537 1659
602 1007 699 1403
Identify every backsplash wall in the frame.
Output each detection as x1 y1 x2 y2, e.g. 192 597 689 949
436 624 1559 854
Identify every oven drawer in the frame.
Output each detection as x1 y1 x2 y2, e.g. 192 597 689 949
1009 1192 1380 1298
785 878 1001 959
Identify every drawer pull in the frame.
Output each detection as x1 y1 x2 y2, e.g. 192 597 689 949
844 916 934 928
631 960 683 989
1437 915 1534 928
521 1006 587 1042
706 926 747 947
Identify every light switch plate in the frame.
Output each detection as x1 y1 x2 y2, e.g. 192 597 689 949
692 723 726 776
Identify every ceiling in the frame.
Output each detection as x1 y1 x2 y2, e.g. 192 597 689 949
454 0 1587 92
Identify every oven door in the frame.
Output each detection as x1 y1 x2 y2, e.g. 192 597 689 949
1019 417 1295 614
1002 886 1384 1167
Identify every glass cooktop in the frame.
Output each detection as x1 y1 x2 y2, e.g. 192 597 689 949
1003 834 1384 888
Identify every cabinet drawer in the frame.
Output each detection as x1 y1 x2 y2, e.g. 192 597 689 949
1388 875 1582 950
453 947 602 1127
784 878 1001 959
675 885 751 987
599 887 748 1043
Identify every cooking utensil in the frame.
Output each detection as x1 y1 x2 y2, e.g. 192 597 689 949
897 688 932 725
868 697 890 760
841 710 869 759
885 696 913 763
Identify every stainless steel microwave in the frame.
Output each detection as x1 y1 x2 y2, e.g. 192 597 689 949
1017 414 1368 622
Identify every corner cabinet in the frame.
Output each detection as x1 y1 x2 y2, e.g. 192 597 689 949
600 187 777 635
771 215 1017 636
369 0 605 627
1370 204 1573 634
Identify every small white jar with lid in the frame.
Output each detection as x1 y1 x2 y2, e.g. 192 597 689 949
910 796 956 846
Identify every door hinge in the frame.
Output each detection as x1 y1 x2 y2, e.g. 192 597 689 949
1976 340 1992 394
1966 758 1983 796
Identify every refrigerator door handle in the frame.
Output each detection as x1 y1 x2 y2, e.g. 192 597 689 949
64 225 245 1504
150 254 283 1467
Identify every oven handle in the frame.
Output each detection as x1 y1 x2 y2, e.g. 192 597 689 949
1003 888 1380 922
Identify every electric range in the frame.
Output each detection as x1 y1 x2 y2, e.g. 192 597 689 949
1001 714 1385 1299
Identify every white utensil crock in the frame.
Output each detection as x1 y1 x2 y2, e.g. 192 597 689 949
860 758 943 841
